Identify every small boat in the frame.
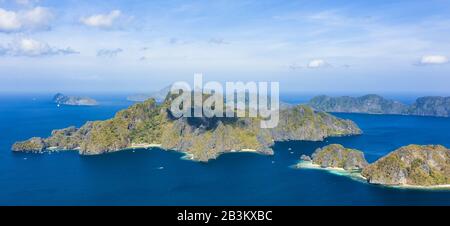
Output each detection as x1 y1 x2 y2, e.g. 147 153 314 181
158 166 164 170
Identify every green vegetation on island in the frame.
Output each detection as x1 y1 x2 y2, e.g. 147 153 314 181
362 145 450 187
12 94 361 162
309 144 368 170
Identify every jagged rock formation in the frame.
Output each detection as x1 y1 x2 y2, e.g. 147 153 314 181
298 144 450 187
11 137 46 153
308 95 450 117
12 95 361 162
304 144 368 170
300 154 311 161
362 145 450 186
53 93 98 106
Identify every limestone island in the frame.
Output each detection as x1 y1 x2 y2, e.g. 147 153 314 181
12 94 361 162
308 94 450 117
53 93 98 106
297 144 450 189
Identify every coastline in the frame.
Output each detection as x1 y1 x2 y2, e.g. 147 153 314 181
295 160 450 190
230 148 257 153
295 161 366 182
129 143 162 149
22 144 263 163
181 148 261 162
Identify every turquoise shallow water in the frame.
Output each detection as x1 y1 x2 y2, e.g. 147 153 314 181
0 94 450 205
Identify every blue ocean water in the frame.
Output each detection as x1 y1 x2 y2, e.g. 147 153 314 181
1 94 450 206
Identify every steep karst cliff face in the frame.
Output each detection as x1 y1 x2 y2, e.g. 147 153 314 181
407 96 450 117
299 144 450 187
362 145 450 186
308 95 450 117
308 94 408 115
309 144 368 170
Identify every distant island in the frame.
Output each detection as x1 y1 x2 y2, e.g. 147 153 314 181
126 85 171 103
128 85 294 110
12 94 361 162
298 144 450 188
53 93 98 106
308 94 450 117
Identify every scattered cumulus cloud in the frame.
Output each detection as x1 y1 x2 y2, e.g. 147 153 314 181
21 7 53 30
289 60 336 70
80 10 122 28
0 8 22 31
418 55 448 65
307 59 331 68
0 7 53 32
97 48 123 57
0 38 79 57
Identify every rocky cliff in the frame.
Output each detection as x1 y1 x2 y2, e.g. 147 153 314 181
362 145 450 186
308 95 450 117
308 94 408 115
13 95 361 162
408 96 450 117
298 144 450 187
302 144 368 170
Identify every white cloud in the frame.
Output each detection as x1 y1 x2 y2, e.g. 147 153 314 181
0 38 79 57
419 55 448 65
307 59 330 68
0 8 22 31
21 6 53 29
0 7 52 32
80 10 121 28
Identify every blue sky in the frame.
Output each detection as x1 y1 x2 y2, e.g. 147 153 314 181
1 0 450 94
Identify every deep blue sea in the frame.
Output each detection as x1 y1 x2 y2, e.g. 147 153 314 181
1 94 450 206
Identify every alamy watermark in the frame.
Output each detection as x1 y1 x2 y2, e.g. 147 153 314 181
169 74 280 128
